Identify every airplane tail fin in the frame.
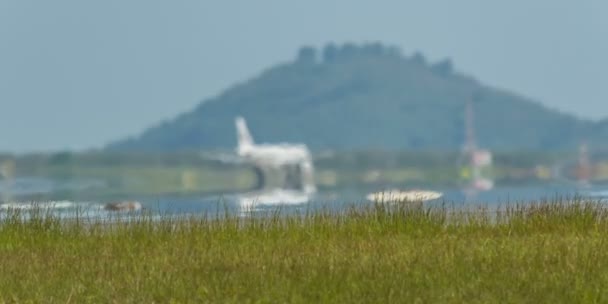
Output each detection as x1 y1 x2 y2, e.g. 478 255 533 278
235 116 254 150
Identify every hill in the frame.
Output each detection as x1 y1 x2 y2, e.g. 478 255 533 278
108 43 607 151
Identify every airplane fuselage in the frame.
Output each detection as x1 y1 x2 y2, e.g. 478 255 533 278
237 143 312 168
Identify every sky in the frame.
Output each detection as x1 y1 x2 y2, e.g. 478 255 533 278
1 0 607 153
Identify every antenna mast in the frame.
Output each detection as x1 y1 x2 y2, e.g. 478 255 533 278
464 96 476 153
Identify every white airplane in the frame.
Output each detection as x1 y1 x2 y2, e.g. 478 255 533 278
235 117 312 168
207 116 317 193
235 116 316 193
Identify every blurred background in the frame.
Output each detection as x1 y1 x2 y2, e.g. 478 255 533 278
1 1 607 214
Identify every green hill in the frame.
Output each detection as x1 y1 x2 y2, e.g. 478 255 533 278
108 43 607 151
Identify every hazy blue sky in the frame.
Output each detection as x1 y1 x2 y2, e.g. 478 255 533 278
1 0 607 152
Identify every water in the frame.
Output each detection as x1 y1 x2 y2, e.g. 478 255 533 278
1 181 606 220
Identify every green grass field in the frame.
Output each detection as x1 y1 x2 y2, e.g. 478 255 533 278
1 201 608 303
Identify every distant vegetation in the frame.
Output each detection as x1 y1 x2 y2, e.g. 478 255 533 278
2 200 608 302
108 42 608 151
3 149 596 201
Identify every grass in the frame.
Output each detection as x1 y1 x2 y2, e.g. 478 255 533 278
1 199 608 303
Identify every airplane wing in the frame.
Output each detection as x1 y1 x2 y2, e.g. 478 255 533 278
199 152 245 164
